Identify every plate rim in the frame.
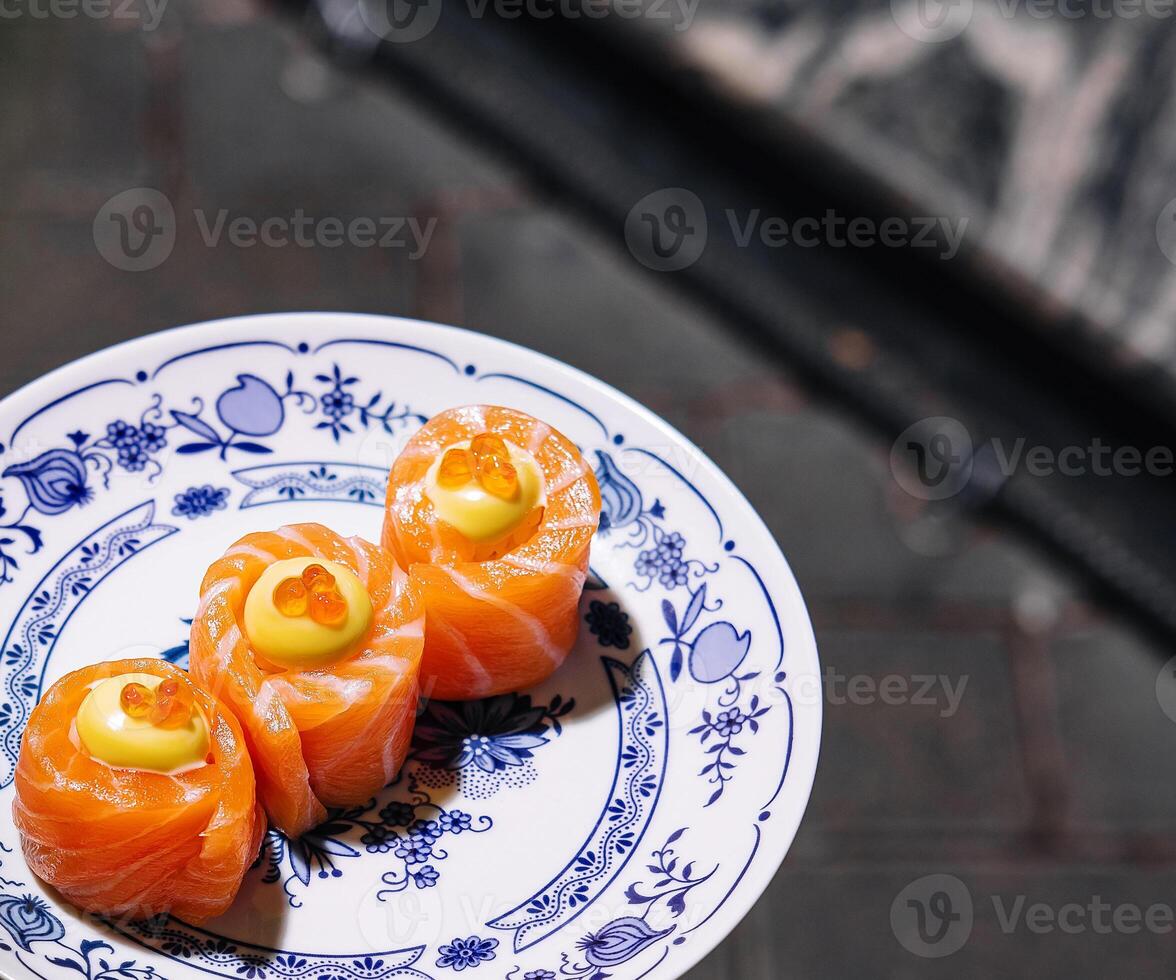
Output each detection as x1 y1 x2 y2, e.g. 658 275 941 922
0 312 823 980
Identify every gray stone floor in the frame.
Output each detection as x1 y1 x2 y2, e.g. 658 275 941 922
1 5 1173 976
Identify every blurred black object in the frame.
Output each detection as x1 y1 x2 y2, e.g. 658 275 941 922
284 0 1176 650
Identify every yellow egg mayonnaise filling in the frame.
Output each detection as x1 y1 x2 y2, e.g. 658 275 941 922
244 557 372 670
424 438 545 544
75 672 210 774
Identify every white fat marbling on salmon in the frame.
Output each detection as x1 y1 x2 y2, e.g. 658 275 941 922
67 842 193 903
37 798 203 864
389 564 411 597
460 405 488 432
356 653 416 680
526 421 552 453
371 617 425 644
423 613 493 698
399 440 440 462
444 567 563 667
545 459 590 496
254 680 299 736
215 622 245 671
545 515 599 531
275 524 321 554
349 537 371 583
340 686 401 778
196 577 237 618
394 482 420 506
501 553 579 576
427 518 446 563
225 542 282 564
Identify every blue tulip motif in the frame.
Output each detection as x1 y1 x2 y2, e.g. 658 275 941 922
688 621 751 684
216 374 285 437
660 584 751 684
2 449 91 516
593 450 643 533
577 917 672 968
172 374 283 459
0 894 65 951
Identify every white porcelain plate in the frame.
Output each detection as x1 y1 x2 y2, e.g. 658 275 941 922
0 314 820 980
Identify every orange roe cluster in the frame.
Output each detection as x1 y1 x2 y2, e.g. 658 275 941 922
150 678 195 729
118 678 195 729
273 563 349 627
438 432 518 499
119 682 153 719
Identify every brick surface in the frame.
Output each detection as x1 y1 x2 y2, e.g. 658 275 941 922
182 21 514 210
686 867 1176 979
0 20 153 211
1051 625 1176 833
797 631 1029 854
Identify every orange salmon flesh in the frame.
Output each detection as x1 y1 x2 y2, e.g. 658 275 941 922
189 523 425 838
382 405 601 700
13 658 264 923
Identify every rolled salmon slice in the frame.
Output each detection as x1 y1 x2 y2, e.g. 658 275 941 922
189 523 424 839
382 405 601 700
13 658 264 923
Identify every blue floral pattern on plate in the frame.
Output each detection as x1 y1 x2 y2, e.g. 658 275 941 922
255 776 494 909
0 367 419 590
171 485 230 519
434 936 497 972
0 319 814 980
592 452 779 806
403 692 577 801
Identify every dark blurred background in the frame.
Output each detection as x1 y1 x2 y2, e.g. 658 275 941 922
4 0 1176 974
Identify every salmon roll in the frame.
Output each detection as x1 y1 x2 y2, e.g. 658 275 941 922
382 405 601 700
13 658 264 923
189 523 424 839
